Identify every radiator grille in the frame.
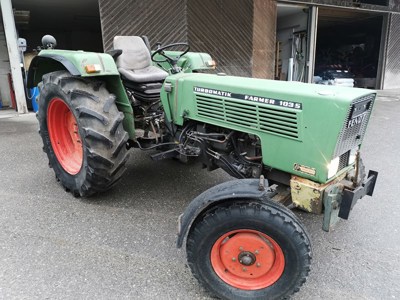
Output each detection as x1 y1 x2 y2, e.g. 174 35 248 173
196 95 300 139
338 150 350 172
334 93 376 157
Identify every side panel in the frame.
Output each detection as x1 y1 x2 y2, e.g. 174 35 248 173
161 73 375 183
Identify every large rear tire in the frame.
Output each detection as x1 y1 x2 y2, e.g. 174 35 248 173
187 200 312 300
37 70 129 197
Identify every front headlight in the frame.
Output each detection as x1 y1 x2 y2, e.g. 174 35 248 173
348 147 358 165
327 156 340 178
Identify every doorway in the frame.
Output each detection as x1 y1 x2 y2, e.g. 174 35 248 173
315 8 386 89
276 4 309 82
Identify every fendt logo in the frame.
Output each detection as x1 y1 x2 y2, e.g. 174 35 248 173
347 113 366 128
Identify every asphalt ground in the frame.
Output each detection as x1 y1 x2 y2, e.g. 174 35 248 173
0 90 399 299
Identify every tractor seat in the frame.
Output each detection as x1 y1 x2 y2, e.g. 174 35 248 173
113 36 168 83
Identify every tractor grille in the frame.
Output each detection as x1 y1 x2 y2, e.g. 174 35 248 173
338 150 350 172
334 93 376 157
195 95 300 139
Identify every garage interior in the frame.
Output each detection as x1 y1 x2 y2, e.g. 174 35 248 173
12 0 102 52
0 0 103 110
276 3 309 82
315 8 385 89
276 3 386 89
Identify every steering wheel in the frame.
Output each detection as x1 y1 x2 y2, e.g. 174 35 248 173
151 42 190 68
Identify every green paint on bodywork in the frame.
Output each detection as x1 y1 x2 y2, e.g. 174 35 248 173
39 49 119 76
28 49 135 139
153 51 214 73
160 73 376 183
104 77 135 139
30 49 376 182
30 49 215 141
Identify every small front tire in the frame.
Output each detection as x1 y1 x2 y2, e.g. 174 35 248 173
186 200 312 300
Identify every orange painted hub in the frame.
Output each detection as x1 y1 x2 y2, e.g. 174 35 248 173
47 98 83 175
211 229 285 290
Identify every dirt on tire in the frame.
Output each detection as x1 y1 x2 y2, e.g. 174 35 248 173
37 70 130 197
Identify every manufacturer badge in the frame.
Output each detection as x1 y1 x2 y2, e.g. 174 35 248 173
294 163 316 176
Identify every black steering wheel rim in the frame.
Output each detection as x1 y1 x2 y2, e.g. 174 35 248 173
151 42 190 64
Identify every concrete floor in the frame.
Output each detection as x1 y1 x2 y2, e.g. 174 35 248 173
0 90 399 299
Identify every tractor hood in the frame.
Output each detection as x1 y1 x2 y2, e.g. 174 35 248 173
161 73 376 183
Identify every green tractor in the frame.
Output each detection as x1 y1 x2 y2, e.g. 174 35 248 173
28 35 378 300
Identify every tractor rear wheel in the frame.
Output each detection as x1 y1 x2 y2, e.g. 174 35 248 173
187 201 312 300
37 71 129 197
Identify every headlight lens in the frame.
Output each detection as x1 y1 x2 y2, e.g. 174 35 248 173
327 156 340 178
348 147 358 165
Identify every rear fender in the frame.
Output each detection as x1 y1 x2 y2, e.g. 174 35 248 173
27 52 135 140
27 56 74 88
176 178 276 248
28 50 120 88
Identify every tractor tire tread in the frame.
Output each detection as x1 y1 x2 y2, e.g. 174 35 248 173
187 200 312 300
112 132 129 158
37 70 129 197
103 95 116 113
84 128 114 147
110 112 125 135
70 89 100 103
76 106 109 125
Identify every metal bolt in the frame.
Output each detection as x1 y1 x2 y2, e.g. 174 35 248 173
242 267 247 272
254 250 259 255
256 263 261 268
239 247 244 251
232 257 236 262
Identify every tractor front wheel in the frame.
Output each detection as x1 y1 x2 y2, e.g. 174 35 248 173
187 201 312 300
37 71 129 197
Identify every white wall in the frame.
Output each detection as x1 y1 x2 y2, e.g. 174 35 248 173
383 13 400 89
0 14 11 107
277 9 308 81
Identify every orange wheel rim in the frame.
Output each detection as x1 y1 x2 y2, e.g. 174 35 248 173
47 98 83 175
210 229 285 290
